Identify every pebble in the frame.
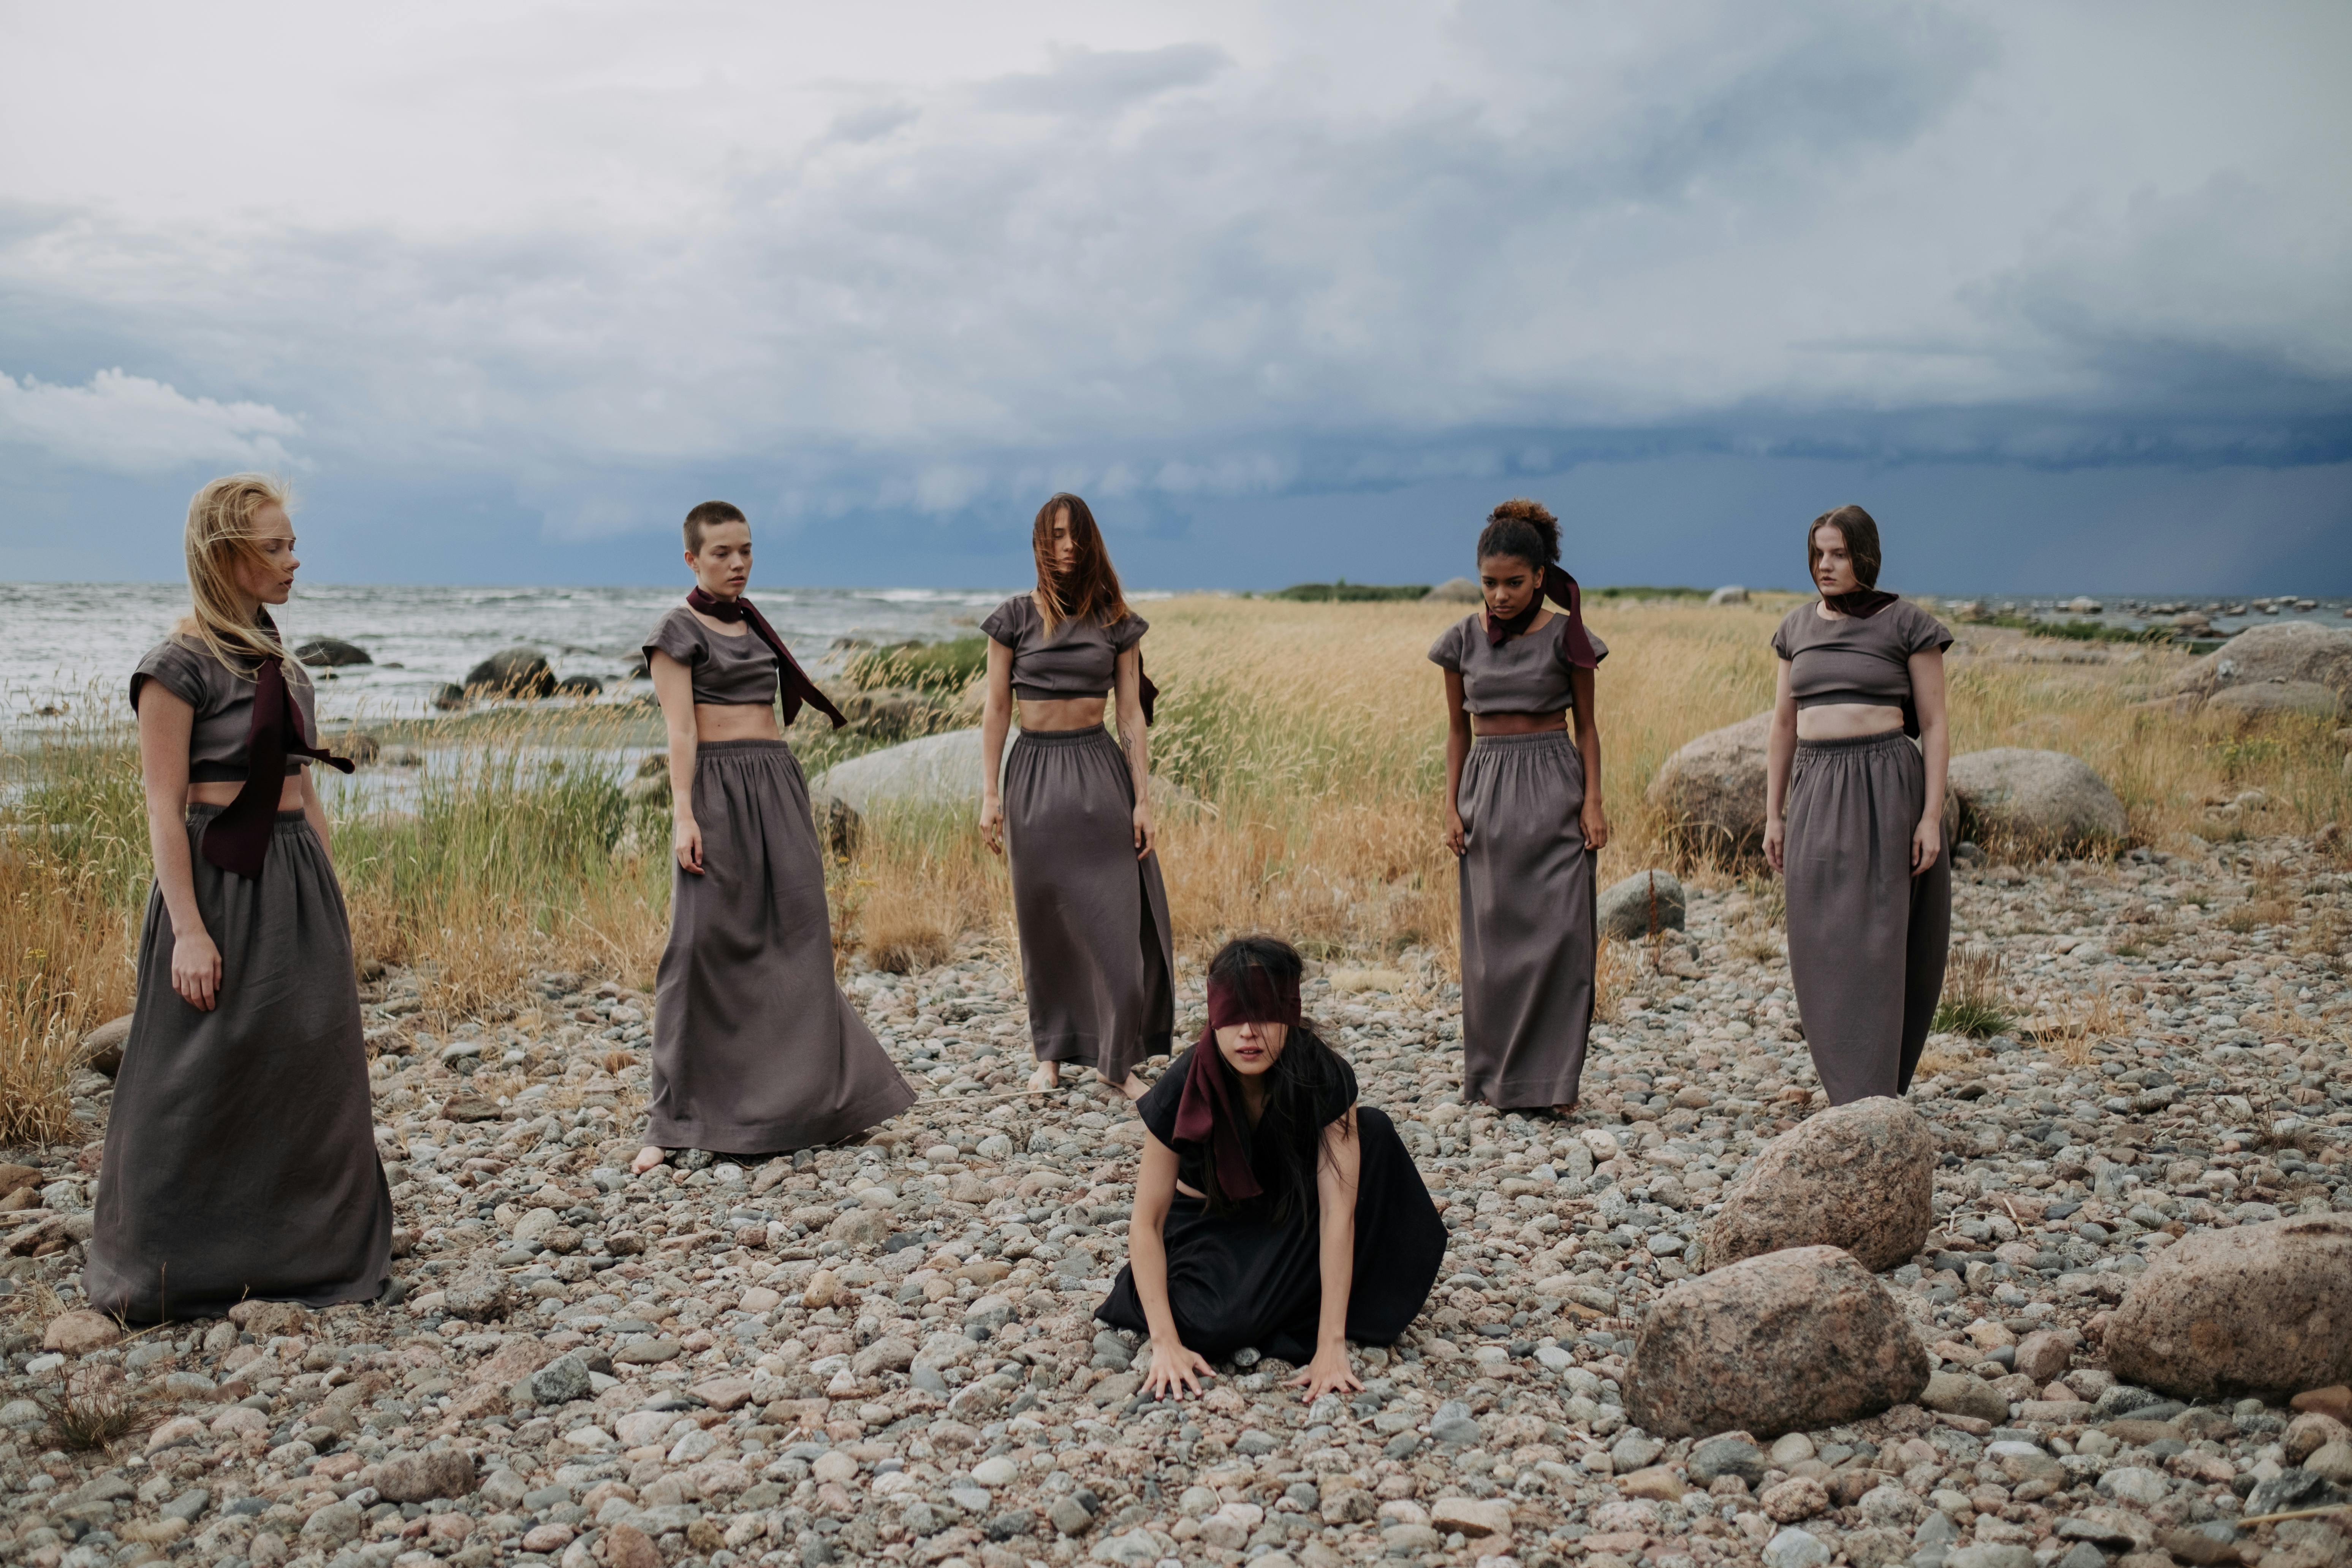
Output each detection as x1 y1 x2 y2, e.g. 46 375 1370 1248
0 831 2342 1567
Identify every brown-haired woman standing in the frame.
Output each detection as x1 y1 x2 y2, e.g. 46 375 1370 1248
1430 498 1609 1115
980 494 1173 1100
85 475 393 1321
1764 504 1952 1104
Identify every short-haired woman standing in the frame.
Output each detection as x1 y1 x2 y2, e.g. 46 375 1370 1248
85 475 393 1320
979 494 1174 1100
1429 498 1609 1117
633 501 915 1173
1765 505 1953 1104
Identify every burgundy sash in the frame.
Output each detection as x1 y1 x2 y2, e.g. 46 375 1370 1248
1172 967 1303 1201
200 634 353 879
1485 562 1601 669
685 587 847 729
1823 588 1900 618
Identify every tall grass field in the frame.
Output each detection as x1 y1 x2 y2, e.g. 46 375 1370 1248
5 595 2347 1146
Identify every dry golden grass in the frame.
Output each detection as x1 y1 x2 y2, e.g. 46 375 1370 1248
0 851 134 1146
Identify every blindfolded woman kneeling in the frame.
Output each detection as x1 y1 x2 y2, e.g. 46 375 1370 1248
1097 936 1448 1401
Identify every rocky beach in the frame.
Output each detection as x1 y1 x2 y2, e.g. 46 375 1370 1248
2 813 2347 1568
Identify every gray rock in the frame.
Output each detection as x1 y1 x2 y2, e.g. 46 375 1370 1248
1918 1372 2008 1423
160 1488 210 1522
810 729 985 815
2169 622 2352 701
79 1013 133 1078
439 1270 511 1322
1646 710 1773 858
1049 1496 1094 1536
294 636 372 668
554 673 604 698
301 1501 363 1544
1686 1435 1767 1485
1947 748 2126 852
1430 1400 1483 1445
2104 1215 2352 1400
1708 586 1750 606
1597 870 1687 940
367 1449 477 1503
1423 578 1482 604
2051 1543 2107 1568
2208 680 2343 720
1706 1096 1936 1274
1762 1527 1831 1568
530 1353 592 1406
1945 1547 2035 1568
2094 1467 2171 1506
2245 1467 2347 1519
462 646 557 699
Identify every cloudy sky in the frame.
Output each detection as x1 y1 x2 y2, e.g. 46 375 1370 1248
2 0 2346 592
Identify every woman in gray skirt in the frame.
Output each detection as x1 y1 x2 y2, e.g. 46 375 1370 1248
87 474 392 1321
1763 505 1952 1104
1431 498 1610 1116
979 493 1174 1101
633 501 915 1174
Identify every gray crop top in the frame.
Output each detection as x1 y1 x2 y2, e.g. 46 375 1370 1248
1428 613 1609 715
130 636 320 784
1771 601 1951 709
643 607 779 707
980 595 1147 703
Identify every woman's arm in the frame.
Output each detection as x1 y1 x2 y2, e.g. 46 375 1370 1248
137 688 218 1011
1115 644 1153 861
1910 647 1949 875
651 651 703 875
1442 670 1471 856
1290 1108 1365 1401
1763 659 1797 873
1570 665 1608 853
1130 1133 1212 1399
978 639 1013 856
298 766 332 863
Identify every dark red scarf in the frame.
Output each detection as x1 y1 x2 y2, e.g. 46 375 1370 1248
1172 967 1303 1201
200 617 353 880
1485 562 1602 669
1823 587 1900 619
686 588 847 729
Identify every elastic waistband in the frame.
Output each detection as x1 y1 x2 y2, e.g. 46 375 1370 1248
185 804 308 826
1795 729 1916 757
1013 725 1115 745
1470 729 1576 749
695 738 793 755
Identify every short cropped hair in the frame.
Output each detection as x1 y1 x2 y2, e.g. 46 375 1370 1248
684 500 748 555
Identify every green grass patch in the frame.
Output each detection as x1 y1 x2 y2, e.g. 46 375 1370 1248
1971 614 2175 646
843 635 989 693
1933 996 2014 1038
1267 582 1431 603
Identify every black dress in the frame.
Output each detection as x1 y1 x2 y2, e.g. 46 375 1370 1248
1097 1045 1448 1362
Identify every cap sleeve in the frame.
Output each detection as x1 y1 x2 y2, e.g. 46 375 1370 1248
1426 616 1471 672
1137 1049 1187 1147
981 595 1032 648
1104 611 1148 652
1770 608 1804 662
130 638 213 714
643 608 705 668
1901 603 1954 656
1557 620 1608 668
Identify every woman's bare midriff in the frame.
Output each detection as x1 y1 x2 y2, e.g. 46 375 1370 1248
694 704 781 742
1473 709 1568 736
185 778 306 810
1796 703 1905 742
1019 695 1108 733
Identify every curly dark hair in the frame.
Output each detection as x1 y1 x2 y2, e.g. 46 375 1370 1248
1477 497 1561 571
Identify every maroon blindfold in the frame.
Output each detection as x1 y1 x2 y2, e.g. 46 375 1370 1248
1172 968 1302 1201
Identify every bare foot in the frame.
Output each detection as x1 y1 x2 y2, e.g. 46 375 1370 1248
1028 1062 1060 1094
632 1145 668 1174
1552 1101 1579 1118
1098 1072 1148 1102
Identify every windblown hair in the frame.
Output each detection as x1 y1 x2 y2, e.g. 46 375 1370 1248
1476 497 1562 571
1808 504 1883 590
1030 492 1132 639
1198 934 1353 1226
684 499 748 555
176 474 297 676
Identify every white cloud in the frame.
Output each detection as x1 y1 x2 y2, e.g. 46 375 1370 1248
0 368 302 473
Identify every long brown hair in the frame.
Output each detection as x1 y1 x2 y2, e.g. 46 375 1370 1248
177 473 298 677
1807 504 1883 590
1030 492 1131 638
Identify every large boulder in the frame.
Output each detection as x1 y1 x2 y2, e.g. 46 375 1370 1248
1597 870 1686 940
810 728 1193 822
1705 1097 1936 1274
294 636 372 668
1423 578 1482 604
1647 711 1774 858
1707 585 1750 606
1627 1246 1929 1438
79 1014 134 1078
1946 749 2126 853
2168 622 2352 702
2104 1215 2352 1401
462 647 557 699
2206 680 2343 721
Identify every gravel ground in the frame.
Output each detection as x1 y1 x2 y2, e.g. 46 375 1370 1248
1 831 2347 1568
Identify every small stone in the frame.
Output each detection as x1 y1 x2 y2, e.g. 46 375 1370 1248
146 1416 206 1452
1049 1497 1095 1536
1945 1547 2037 1568
1761 1526 1832 1568
439 1270 511 1322
1617 1467 1685 1501
802 1269 840 1308
2308 1439 2352 1485
614 1336 681 1365
530 1353 592 1406
971 1457 1020 1487
852 1336 916 1377
1429 1497 1512 1539
1760 1476 1829 1522
2094 1466 2172 1506
41 1310 121 1354
522 1523 576 1552
1687 1435 1767 1486
1920 1372 2010 1423
367 1450 477 1503
2284 1413 2352 1464
603 1522 662 1568
2292 1386 2352 1424
2012 1329 2073 1384
1430 1400 1483 1445
829 1207 891 1245
1597 870 1688 940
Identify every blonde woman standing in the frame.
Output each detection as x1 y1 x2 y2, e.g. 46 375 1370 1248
85 476 392 1321
979 494 1173 1100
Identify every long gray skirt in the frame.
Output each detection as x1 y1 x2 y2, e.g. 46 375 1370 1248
1457 731 1596 1109
84 807 391 1322
649 740 914 1153
1784 730 1952 1104
1004 726 1174 1080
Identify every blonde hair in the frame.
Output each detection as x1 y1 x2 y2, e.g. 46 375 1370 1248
176 473 297 675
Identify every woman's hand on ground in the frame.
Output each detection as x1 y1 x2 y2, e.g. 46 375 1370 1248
1143 1339 1212 1400
170 924 222 1011
1289 1342 1363 1402
1445 810 1466 857
980 794 1005 856
1763 815 1785 873
1581 797 1611 853
1132 802 1155 860
1912 815 1942 877
673 816 705 876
